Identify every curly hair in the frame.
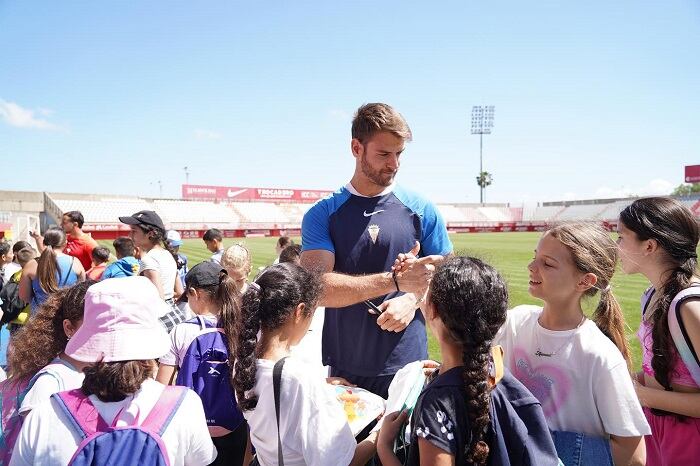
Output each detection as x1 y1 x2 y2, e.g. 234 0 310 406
428 256 508 465
82 360 155 402
7 280 94 382
232 263 322 411
620 197 699 417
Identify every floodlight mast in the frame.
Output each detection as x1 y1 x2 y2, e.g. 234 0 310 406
471 105 495 204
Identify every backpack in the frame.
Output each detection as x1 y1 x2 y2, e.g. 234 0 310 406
0 274 27 326
0 362 67 466
641 285 700 386
174 316 244 433
52 386 187 466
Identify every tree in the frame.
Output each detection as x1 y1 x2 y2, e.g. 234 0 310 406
672 183 700 196
476 171 493 189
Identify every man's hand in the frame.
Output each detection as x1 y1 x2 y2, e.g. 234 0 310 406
372 294 418 332
390 242 444 295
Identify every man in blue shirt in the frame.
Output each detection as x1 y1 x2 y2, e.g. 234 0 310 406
301 103 452 398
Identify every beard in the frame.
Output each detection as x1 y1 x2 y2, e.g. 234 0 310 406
360 154 397 187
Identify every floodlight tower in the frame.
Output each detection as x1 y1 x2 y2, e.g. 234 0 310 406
471 105 495 204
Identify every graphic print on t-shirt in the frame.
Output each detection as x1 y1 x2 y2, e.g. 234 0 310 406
512 348 571 418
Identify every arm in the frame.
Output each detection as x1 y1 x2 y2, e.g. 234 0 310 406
142 269 165 299
610 435 645 466
377 411 454 466
301 250 400 308
349 432 378 466
18 261 36 303
173 274 184 300
73 260 86 281
301 247 437 309
155 364 177 385
29 230 44 253
636 299 700 417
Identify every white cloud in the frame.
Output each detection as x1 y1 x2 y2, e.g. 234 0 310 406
194 129 222 140
593 178 674 199
0 99 60 130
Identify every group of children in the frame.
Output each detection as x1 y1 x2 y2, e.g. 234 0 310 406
0 196 698 466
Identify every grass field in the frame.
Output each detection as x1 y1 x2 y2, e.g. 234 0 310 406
100 233 649 368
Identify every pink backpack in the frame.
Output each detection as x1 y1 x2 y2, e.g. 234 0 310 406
0 361 68 465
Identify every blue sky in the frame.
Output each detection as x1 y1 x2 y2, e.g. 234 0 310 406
1 1 698 204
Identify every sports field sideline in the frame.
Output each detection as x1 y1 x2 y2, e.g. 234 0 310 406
100 232 651 368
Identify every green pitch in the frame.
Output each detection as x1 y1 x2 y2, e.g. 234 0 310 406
100 232 648 368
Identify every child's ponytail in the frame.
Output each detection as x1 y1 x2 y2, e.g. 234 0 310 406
37 228 66 293
231 263 322 412
592 287 631 367
216 272 242 359
233 283 263 411
461 332 492 465
428 256 509 466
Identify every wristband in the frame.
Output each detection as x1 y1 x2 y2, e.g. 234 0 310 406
392 270 400 292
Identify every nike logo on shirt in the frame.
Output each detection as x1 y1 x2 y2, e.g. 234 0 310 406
363 209 385 217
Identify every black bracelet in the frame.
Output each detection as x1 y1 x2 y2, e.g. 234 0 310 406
392 270 400 292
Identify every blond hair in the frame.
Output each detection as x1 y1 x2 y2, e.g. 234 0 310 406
548 222 631 366
221 243 251 274
351 103 412 144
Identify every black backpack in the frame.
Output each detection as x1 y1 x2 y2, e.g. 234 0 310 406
0 278 27 325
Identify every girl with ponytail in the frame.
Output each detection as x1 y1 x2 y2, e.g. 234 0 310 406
377 256 559 466
19 228 84 311
232 262 378 466
494 222 649 465
157 261 249 466
617 197 700 465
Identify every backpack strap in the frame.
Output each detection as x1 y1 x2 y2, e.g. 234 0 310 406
52 389 110 439
668 285 700 386
273 357 287 466
641 286 655 317
140 386 188 436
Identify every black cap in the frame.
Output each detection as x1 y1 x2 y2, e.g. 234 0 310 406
118 210 165 233
180 261 227 302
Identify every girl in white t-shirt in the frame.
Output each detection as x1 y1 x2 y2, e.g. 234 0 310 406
119 210 186 332
493 223 650 465
10 276 216 466
6 280 93 416
157 261 251 466
232 262 378 466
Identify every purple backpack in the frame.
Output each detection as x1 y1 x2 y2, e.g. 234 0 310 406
52 386 187 466
174 316 243 433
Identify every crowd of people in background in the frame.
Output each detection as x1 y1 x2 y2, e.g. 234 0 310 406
0 103 697 466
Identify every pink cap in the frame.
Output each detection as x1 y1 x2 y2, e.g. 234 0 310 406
65 276 171 363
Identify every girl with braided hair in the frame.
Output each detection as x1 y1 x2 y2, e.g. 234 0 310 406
494 223 649 465
231 262 379 466
377 256 559 466
617 197 700 465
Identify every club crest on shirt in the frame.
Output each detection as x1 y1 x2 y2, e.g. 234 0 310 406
367 224 380 244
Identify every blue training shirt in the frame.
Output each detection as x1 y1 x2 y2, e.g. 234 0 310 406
302 184 452 377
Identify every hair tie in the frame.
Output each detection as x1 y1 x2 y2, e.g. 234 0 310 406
601 284 611 294
688 253 697 260
249 282 261 293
